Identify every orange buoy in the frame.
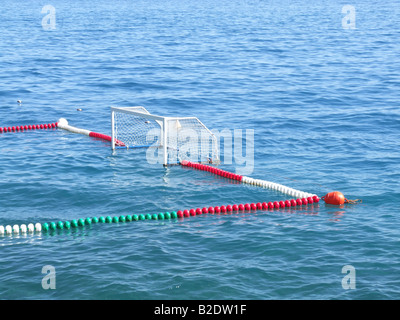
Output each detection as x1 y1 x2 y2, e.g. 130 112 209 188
322 191 362 205
322 191 346 205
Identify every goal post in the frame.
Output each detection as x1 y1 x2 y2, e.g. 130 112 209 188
111 106 220 166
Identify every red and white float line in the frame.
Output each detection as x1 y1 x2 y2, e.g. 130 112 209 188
0 122 58 132
57 118 125 146
0 118 124 146
180 160 318 201
0 119 318 202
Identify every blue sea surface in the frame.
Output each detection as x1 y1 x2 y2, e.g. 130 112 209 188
1 0 400 300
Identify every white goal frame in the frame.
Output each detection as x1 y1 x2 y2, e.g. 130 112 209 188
111 106 220 166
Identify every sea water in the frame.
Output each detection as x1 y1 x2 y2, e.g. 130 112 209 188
0 0 399 299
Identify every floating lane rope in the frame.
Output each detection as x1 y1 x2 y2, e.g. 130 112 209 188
0 119 124 147
180 160 319 201
0 122 58 133
57 118 125 146
0 223 42 235
0 195 319 236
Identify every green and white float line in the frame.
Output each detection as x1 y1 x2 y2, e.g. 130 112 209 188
1 194 320 237
0 212 180 236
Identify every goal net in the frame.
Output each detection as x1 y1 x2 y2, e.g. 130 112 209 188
111 106 220 165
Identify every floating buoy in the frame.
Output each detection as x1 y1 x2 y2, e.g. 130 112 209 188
322 191 361 205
